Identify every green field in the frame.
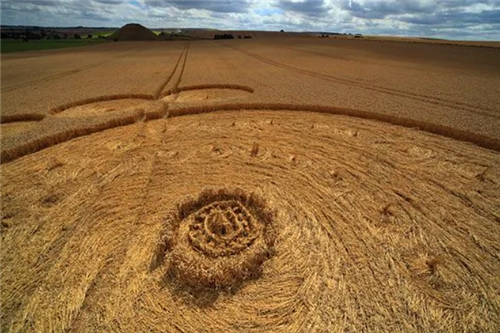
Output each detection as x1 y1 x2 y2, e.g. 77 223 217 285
1 39 106 53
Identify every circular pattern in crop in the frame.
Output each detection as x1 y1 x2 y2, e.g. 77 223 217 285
188 200 261 257
165 188 275 288
2 110 500 333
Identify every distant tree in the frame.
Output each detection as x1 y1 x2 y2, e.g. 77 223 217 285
74 34 81 39
214 34 234 40
87 34 93 39
280 29 285 33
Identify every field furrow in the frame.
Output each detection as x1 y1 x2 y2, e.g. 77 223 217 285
0 42 185 119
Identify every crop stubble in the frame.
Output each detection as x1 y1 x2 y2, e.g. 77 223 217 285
1 38 500 333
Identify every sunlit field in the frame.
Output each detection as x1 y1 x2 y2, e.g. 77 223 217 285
2 33 500 332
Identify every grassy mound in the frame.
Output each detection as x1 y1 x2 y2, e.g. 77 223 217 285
108 23 158 41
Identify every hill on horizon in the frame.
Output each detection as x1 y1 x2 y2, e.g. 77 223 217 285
108 23 157 41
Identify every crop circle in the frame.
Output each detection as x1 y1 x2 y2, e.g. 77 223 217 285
165 188 276 288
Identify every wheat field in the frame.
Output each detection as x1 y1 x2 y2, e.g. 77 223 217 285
1 38 500 333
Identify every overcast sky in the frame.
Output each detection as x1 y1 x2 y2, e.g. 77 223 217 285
1 0 499 40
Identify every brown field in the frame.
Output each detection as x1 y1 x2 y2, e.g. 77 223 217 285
347 35 500 48
1 37 500 333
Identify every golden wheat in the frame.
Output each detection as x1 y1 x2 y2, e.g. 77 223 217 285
1 37 500 333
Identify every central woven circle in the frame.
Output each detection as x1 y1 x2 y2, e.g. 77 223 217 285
163 188 276 288
188 200 261 257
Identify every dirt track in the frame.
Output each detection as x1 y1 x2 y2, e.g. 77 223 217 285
1 38 500 332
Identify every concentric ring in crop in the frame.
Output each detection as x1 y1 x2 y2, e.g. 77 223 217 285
161 188 276 288
1 109 499 333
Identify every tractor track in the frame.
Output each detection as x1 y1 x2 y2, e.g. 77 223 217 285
227 44 500 119
172 42 190 92
44 42 190 115
1 49 143 93
154 42 190 98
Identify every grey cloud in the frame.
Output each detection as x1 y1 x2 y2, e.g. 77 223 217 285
1 0 120 26
340 0 500 29
439 0 496 8
145 0 250 13
0 0 499 40
397 14 442 25
94 0 124 4
340 0 435 19
399 9 500 26
444 8 500 24
275 0 328 16
15 0 61 6
0 0 60 12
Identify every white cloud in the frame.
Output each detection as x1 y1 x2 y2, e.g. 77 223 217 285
1 0 499 40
